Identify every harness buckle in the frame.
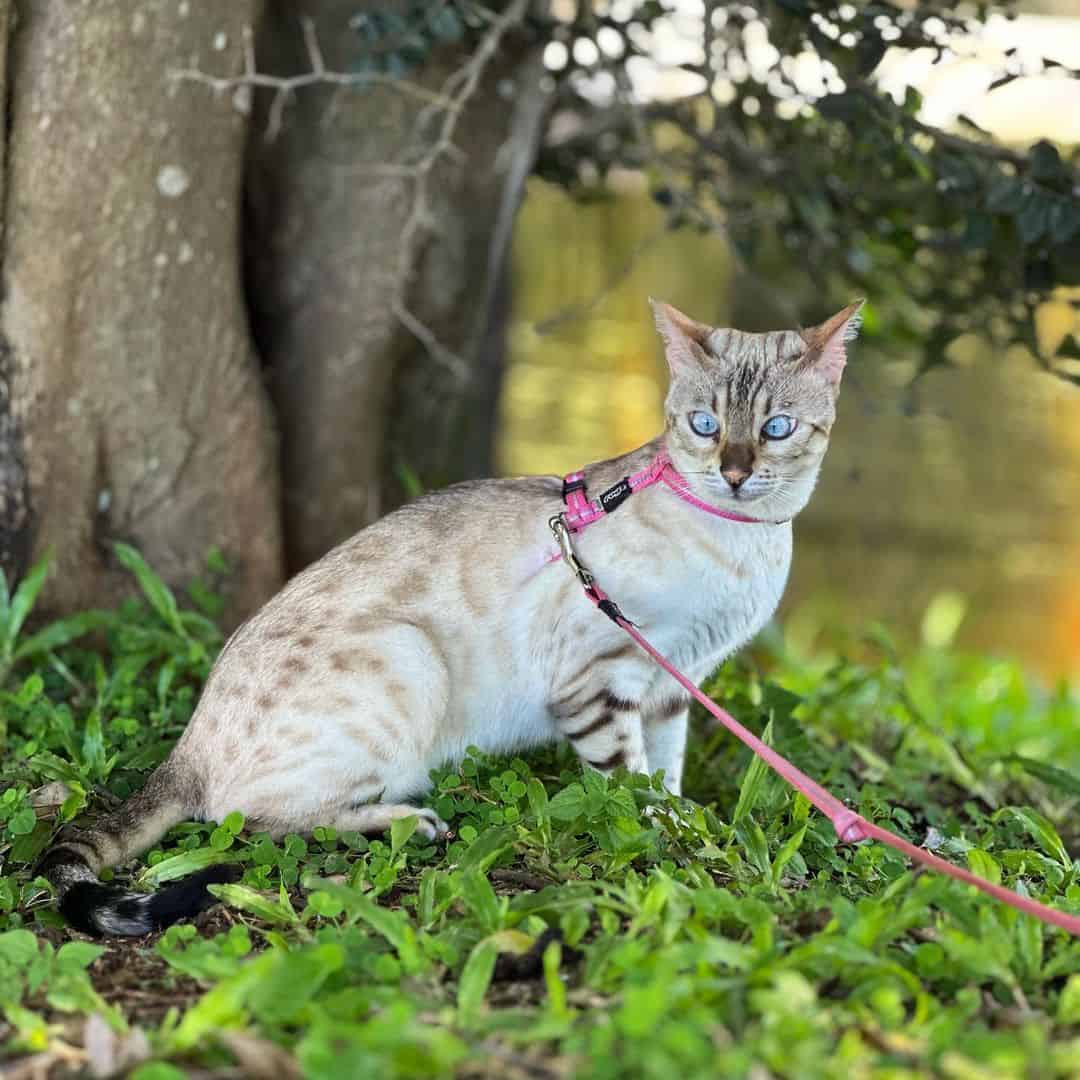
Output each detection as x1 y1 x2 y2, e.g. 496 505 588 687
549 514 594 589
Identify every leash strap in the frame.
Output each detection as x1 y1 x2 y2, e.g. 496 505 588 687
548 515 1080 936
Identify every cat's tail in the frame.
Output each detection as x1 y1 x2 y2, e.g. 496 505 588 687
37 757 235 936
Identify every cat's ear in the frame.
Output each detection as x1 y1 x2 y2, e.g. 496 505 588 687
800 299 864 387
650 298 712 376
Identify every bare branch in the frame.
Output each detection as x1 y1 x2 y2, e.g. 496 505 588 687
171 36 457 126
300 16 326 78
174 0 531 378
389 0 531 372
393 301 469 380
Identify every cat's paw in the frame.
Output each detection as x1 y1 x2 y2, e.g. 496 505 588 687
416 808 453 842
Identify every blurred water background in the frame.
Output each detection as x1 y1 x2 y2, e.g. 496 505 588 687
497 182 1080 682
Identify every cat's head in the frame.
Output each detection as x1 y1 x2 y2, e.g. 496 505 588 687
652 298 863 521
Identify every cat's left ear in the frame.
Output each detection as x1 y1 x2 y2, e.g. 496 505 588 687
650 298 713 377
800 299 865 387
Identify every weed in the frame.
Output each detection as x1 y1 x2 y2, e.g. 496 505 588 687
0 551 1077 1078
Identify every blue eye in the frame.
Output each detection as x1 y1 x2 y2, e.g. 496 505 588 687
761 415 796 440
689 411 719 437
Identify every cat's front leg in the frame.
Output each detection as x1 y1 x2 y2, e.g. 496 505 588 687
555 691 649 778
549 640 652 778
642 695 690 795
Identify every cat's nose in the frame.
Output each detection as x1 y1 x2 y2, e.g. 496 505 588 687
721 465 751 490
720 442 755 490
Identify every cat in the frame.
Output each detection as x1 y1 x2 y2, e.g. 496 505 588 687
39 298 862 935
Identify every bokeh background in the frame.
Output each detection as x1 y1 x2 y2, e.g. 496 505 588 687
4 0 1079 686
498 5 1080 681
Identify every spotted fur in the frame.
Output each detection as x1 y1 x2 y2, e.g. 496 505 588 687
40 299 861 935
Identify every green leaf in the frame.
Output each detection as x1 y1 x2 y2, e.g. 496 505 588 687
207 884 300 927
4 553 52 655
1017 196 1050 245
986 175 1024 214
526 778 549 820
771 824 807 888
735 821 771 878
317 887 424 974
994 807 1071 869
962 212 994 250
6 807 36 836
3 1004 49 1050
548 783 585 822
394 461 425 500
81 711 107 782
429 5 464 43
206 547 229 575
457 937 498 1028
130 1065 190 1080
246 944 344 1025
1029 139 1065 183
902 85 923 116
966 849 1002 887
0 878 19 912
9 820 52 863
1049 205 1080 244
55 941 106 972
210 826 235 851
0 929 40 967
390 814 418 856
1013 881 1043 981
138 848 230 887
1059 974 1080 1024
455 826 514 875
13 611 113 662
543 938 568 1018
1007 755 1080 798
307 890 345 919
459 870 503 934
112 543 186 637
167 950 276 1050
733 720 773 824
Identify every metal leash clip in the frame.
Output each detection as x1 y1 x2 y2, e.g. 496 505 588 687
549 513 594 589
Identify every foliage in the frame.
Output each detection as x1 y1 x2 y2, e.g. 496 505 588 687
348 1 476 74
0 550 1078 1077
533 0 1080 378
261 0 1080 374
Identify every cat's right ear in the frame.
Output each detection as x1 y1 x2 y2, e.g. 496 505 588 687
650 299 711 377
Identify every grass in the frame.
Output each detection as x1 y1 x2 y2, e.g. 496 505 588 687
0 549 1078 1079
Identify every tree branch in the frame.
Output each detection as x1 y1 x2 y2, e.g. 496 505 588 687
174 0 532 377
171 22 456 142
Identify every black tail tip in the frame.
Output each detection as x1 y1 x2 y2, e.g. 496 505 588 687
148 862 242 929
61 862 242 937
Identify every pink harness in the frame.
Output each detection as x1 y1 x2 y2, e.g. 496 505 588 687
550 456 1080 936
561 449 780 531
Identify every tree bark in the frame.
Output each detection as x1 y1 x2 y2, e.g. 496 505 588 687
246 1 545 571
0 0 31 590
0 0 284 623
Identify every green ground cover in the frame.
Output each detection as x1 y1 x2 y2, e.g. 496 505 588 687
0 550 1078 1078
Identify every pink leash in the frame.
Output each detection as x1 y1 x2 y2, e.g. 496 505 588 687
550 460 1080 936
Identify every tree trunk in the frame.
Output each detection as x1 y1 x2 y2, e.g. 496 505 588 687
0 0 30 591
246 1 545 571
0 1 542 619
0 0 284 623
